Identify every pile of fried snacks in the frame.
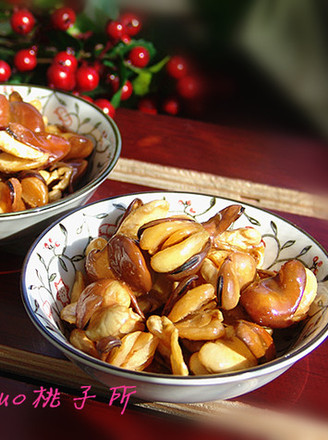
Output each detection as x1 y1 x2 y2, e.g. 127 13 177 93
0 91 93 213
61 199 318 375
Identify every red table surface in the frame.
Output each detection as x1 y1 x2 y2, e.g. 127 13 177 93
0 108 327 439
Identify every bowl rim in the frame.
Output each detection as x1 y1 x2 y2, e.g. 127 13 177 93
0 83 121 219
21 190 328 385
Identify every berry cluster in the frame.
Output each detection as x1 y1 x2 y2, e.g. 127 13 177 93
0 3 201 118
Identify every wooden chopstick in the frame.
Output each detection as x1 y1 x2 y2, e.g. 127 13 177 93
109 158 328 220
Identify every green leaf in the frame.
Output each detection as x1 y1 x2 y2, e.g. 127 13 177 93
148 56 170 73
31 0 58 9
111 88 122 108
107 39 157 60
67 13 99 35
83 0 119 30
132 71 152 96
102 59 116 69
46 30 83 53
0 21 11 35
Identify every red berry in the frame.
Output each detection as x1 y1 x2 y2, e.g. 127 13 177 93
53 51 77 71
162 97 179 115
121 80 133 100
80 95 93 103
14 48 37 72
76 65 99 92
106 73 120 93
166 56 188 79
138 97 157 115
10 8 35 35
120 13 142 36
176 75 200 99
128 46 150 68
51 7 76 31
93 60 105 76
121 34 131 44
106 20 125 41
94 99 115 118
0 61 11 82
47 64 76 91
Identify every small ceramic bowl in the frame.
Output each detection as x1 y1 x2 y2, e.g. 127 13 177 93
21 192 328 403
0 84 121 252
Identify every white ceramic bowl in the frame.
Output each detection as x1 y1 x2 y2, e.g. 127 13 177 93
0 84 121 251
21 192 328 403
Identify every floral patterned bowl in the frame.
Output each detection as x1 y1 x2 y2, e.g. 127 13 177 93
0 84 121 252
21 192 328 403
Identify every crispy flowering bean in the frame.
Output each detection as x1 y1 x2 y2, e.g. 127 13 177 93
202 204 244 238
85 304 144 341
6 177 25 211
139 218 199 255
9 97 45 132
70 270 85 303
189 352 209 375
57 132 93 160
234 320 275 362
0 92 93 213
107 234 152 294
194 336 257 374
60 302 78 325
69 328 99 358
76 279 132 329
214 227 265 268
147 315 188 375
292 268 318 322
217 252 257 310
60 200 319 376
116 199 170 239
107 331 158 371
201 253 229 285
150 229 210 273
175 309 225 341
137 274 173 314
162 275 198 317
167 283 216 323
147 315 175 360
20 175 49 208
240 260 316 328
0 151 49 174
85 237 108 257
0 181 11 213
97 336 122 361
170 327 189 375
6 122 71 164
0 94 9 126
0 125 49 161
85 242 116 282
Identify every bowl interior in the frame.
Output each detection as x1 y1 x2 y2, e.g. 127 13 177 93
0 84 121 212
21 192 328 380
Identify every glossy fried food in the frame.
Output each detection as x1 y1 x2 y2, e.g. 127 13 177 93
0 92 93 213
61 199 318 376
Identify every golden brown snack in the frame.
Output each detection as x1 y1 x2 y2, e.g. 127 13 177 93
0 92 94 213
61 199 318 377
